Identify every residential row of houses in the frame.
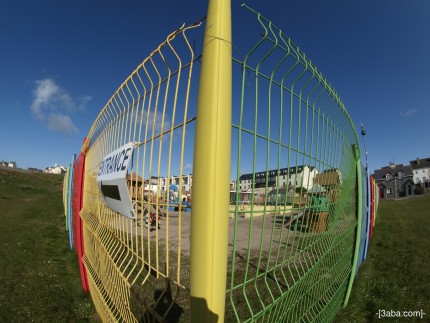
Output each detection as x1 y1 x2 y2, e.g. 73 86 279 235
1 160 68 175
372 157 430 199
153 165 330 194
127 173 193 202
129 157 430 203
0 161 17 168
238 165 320 192
128 165 342 204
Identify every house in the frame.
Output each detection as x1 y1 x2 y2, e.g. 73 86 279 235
8 161 17 168
44 165 67 174
238 165 318 192
158 174 193 194
409 157 430 187
28 167 43 173
373 163 414 199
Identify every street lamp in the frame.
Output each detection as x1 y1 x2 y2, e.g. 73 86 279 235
360 123 369 173
361 122 371 260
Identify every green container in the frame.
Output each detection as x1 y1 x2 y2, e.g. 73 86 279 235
310 195 329 212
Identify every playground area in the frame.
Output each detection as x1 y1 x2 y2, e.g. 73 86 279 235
99 197 356 322
126 209 300 256
111 197 342 259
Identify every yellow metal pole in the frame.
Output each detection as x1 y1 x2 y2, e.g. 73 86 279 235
190 0 232 321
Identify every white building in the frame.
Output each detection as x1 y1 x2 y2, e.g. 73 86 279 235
143 179 158 193
238 165 319 192
157 174 193 194
410 158 430 185
230 180 236 191
8 161 17 168
44 165 67 174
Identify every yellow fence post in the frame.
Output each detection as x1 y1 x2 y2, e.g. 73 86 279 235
190 0 232 321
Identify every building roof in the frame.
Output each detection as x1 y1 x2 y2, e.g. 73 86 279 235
410 157 430 170
314 171 340 186
373 163 413 181
127 173 144 183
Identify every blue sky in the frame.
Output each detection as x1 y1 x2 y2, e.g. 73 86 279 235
1 0 429 174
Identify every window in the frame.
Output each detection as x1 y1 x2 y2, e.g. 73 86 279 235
415 170 418 174
386 173 392 181
423 177 426 182
387 187 392 194
398 171 404 179
423 170 426 173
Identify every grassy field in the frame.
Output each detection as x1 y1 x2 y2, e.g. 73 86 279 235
334 193 430 322
1 166 429 322
0 167 98 322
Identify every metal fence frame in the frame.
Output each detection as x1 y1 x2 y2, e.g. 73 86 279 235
64 1 377 321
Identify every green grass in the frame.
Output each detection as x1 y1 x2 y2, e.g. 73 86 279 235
0 167 98 322
334 194 430 322
2 166 429 322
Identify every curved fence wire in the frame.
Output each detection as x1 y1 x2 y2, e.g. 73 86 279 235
63 3 380 322
80 21 203 322
226 5 360 322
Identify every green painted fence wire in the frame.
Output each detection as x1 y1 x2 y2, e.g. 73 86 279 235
227 5 360 322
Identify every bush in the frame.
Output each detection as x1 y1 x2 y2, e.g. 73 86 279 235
414 185 424 195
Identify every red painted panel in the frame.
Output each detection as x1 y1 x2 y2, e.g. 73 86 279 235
369 176 375 238
72 152 89 293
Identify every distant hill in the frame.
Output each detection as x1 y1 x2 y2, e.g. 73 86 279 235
0 166 63 197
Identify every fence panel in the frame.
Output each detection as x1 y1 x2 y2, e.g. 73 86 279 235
356 163 369 273
63 166 69 220
72 152 89 292
77 3 365 322
68 154 76 249
369 175 379 238
226 5 360 322
80 22 203 322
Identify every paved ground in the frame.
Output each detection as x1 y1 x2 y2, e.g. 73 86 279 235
133 207 300 256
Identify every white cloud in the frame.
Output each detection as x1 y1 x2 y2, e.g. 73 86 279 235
47 114 79 134
30 78 91 134
31 79 59 119
401 108 418 117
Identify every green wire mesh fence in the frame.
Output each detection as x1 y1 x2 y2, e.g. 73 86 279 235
226 5 360 322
